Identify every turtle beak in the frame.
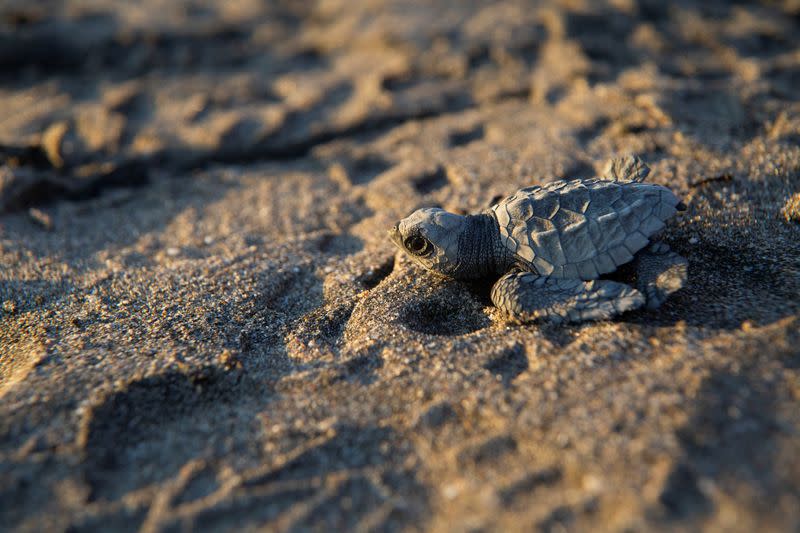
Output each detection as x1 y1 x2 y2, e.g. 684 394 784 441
388 224 403 249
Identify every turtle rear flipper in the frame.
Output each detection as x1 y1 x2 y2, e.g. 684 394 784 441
491 271 645 324
633 243 688 309
602 155 650 183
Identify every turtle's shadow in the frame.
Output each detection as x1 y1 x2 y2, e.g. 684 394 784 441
619 237 799 331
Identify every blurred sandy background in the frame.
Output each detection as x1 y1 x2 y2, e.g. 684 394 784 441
1 0 800 531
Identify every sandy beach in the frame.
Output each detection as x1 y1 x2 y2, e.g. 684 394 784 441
1 0 800 531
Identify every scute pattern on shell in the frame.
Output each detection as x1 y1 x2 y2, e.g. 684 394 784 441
491 178 680 279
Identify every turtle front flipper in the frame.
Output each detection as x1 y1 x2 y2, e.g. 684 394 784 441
490 271 645 324
632 243 688 309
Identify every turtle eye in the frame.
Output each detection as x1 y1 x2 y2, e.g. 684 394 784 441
404 235 431 256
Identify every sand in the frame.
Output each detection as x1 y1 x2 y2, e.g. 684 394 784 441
1 0 800 531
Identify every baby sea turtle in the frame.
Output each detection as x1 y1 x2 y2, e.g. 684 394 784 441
389 156 688 324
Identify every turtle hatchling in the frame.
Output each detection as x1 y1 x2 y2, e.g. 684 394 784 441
389 155 688 324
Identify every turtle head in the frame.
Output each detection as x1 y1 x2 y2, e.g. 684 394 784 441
389 207 468 278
